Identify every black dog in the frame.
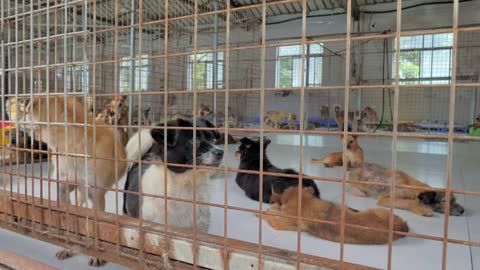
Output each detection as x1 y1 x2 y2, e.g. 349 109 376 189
235 137 320 203
123 118 223 232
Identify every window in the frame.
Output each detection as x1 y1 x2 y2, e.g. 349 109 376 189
58 65 89 92
120 56 149 92
275 44 323 88
394 33 453 84
187 53 224 90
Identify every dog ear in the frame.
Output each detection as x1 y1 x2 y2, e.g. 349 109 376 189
351 135 358 140
270 184 282 204
150 127 179 147
303 186 316 195
121 95 128 101
240 137 253 148
263 137 271 148
418 191 437 204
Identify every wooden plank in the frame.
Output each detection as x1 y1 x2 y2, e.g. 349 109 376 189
0 191 378 270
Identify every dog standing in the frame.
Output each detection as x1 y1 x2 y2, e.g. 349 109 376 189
264 111 297 129
123 119 223 232
261 187 409 244
311 135 364 168
235 137 320 203
349 163 465 216
23 96 127 266
95 95 129 146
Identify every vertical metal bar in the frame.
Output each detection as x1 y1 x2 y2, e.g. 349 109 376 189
223 0 231 268
339 0 353 267
62 0 71 246
136 0 144 261
258 0 267 268
442 0 459 268
0 0 6 225
162 0 169 263
212 1 218 126
192 0 199 267
387 0 402 269
128 0 136 128
82 0 91 246
296 0 308 268
28 0 36 235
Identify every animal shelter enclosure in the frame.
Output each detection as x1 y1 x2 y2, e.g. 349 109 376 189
1 0 480 269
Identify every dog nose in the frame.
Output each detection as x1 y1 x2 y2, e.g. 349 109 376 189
214 149 224 159
460 208 465 214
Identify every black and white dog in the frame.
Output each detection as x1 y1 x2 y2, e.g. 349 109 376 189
235 137 320 203
123 118 223 232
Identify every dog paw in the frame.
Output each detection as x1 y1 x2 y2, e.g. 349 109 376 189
417 208 434 217
56 249 73 260
88 257 106 267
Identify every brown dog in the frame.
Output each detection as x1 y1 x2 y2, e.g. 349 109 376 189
95 95 129 146
264 111 297 129
260 187 409 244
24 96 127 266
349 163 465 217
311 135 364 168
362 106 379 123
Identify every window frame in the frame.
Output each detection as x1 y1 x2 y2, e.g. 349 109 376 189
187 52 225 91
275 43 323 88
393 33 453 85
119 55 150 92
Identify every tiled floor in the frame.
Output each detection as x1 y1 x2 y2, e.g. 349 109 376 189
0 134 478 269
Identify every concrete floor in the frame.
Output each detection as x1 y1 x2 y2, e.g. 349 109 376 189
0 134 478 269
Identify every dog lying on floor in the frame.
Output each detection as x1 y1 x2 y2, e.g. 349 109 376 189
260 187 409 244
311 135 364 169
23 96 127 266
348 162 465 216
123 118 223 233
235 137 320 203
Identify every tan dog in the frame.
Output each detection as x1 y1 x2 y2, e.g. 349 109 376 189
349 163 465 217
95 95 129 146
24 96 127 266
362 106 379 123
197 103 212 118
334 105 356 131
260 187 409 244
320 105 329 120
6 98 27 122
264 111 297 129
311 135 364 168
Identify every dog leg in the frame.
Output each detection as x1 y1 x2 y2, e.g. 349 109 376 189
377 196 433 217
56 249 74 260
260 207 298 231
88 257 106 267
92 188 107 212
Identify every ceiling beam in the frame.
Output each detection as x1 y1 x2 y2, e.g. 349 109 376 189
335 0 360 20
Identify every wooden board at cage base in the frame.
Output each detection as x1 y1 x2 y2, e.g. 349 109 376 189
0 191 377 270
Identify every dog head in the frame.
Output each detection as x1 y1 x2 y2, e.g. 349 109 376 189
197 104 212 117
270 186 317 214
418 191 465 216
334 105 341 113
150 118 223 173
24 96 85 128
340 135 359 150
108 95 128 110
235 137 271 161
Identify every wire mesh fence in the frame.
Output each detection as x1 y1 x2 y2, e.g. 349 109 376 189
0 0 479 269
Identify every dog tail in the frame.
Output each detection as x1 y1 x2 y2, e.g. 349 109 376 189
125 128 155 171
